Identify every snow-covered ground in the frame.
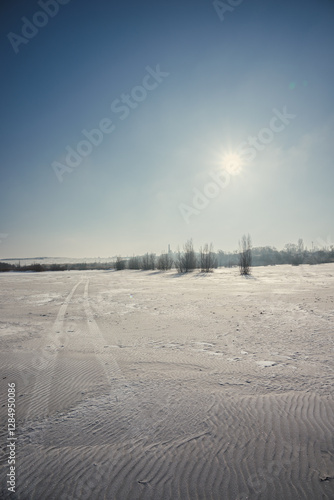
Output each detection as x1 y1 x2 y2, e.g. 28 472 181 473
0 265 333 499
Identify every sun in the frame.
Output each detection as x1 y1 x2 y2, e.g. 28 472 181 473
222 152 244 175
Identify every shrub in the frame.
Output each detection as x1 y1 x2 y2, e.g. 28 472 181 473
141 253 156 271
238 234 252 275
115 256 126 271
157 253 173 271
199 243 217 272
128 256 141 270
175 239 197 273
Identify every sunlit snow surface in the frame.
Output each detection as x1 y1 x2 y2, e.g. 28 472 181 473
0 265 333 499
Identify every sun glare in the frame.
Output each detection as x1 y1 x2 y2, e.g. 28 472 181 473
222 152 244 175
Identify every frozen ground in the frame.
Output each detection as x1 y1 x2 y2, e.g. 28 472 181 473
0 264 333 499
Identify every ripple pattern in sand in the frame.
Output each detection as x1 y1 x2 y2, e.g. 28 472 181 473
2 391 333 500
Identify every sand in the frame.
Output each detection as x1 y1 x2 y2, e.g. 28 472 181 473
0 264 333 499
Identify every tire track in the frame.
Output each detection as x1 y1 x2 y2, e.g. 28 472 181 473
21 278 83 423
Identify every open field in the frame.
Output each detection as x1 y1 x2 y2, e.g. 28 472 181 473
0 264 334 499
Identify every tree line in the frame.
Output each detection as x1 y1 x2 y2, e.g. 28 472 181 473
1 237 333 274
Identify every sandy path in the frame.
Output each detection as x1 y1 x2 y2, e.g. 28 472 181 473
0 265 333 499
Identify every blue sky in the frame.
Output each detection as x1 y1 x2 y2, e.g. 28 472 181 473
1 0 333 258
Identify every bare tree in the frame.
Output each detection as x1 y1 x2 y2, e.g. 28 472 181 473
141 253 156 270
297 238 304 253
175 239 197 273
115 256 126 271
175 246 184 273
199 243 217 272
238 234 252 275
141 253 150 270
157 252 173 271
149 253 156 270
127 255 141 269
